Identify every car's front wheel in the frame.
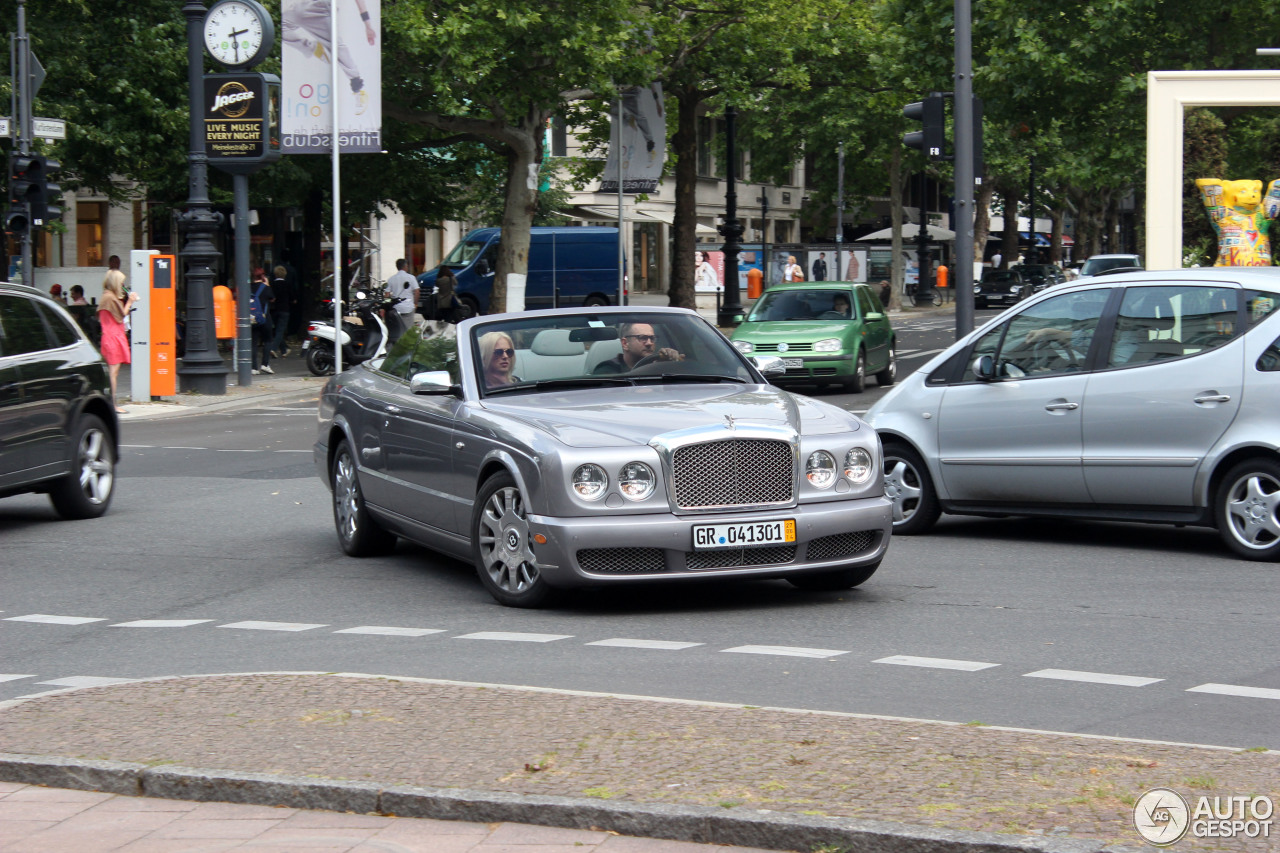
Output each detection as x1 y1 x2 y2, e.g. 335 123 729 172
882 443 941 534
48 414 115 519
472 472 558 608
788 562 880 591
331 441 397 556
1215 458 1280 561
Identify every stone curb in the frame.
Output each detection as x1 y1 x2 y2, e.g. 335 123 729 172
0 753 1134 853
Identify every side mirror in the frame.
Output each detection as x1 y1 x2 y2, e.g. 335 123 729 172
410 370 460 396
865 312 885 321
752 355 786 377
972 354 997 382
475 260 491 276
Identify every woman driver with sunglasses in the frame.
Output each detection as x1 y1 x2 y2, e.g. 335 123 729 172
479 331 520 388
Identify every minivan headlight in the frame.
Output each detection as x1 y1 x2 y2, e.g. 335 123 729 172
806 451 837 488
572 464 608 500
814 338 841 352
618 462 656 501
844 448 873 484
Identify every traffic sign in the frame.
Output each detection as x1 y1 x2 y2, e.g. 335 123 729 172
33 117 66 140
0 117 9 137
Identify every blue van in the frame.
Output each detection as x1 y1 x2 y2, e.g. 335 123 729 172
417 226 624 316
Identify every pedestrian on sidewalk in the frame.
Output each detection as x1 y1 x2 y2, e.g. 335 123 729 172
250 269 275 375
784 255 804 282
387 258 420 334
98 269 138 413
269 266 292 358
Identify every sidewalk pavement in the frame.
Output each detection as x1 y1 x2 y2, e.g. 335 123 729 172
0 674 1275 853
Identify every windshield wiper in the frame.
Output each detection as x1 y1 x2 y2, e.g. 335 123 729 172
630 373 749 384
487 377 635 394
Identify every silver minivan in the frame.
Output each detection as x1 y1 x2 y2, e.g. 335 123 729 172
865 268 1280 561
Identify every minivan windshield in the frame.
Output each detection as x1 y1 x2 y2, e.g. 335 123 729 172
441 240 489 268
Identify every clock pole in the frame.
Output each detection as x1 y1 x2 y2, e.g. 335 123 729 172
178 0 228 394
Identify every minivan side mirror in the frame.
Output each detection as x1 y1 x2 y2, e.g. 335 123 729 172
475 259 491 276
972 354 998 381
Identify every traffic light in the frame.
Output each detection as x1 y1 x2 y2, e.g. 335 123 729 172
32 156 61 225
6 154 38 237
903 93 946 159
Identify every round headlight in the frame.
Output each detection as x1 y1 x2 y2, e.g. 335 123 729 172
973 285 981 294
733 340 754 354
806 450 837 489
814 338 841 352
618 461 656 501
844 448 873 484
572 463 608 500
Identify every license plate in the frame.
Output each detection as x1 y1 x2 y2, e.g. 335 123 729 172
693 519 796 550
301 339 311 350
781 358 803 369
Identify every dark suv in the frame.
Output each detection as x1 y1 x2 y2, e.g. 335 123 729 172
0 281 118 518
974 269 1030 309
1010 263 1067 292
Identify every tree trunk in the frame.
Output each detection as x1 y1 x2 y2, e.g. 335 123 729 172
973 179 993 269
491 115 545 314
1000 185 1019 267
1048 206 1064 265
888 147 904 309
668 86 700 309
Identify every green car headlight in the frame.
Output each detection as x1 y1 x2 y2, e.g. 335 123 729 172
814 338 841 353
733 340 754 355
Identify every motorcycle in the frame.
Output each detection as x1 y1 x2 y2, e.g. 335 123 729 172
302 287 407 376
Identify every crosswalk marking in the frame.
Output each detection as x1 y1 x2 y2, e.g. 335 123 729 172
110 620 214 628
1187 683 1280 701
875 655 999 672
333 626 446 637
1024 669 1162 687
723 645 848 659
587 638 703 650
218 621 328 632
455 631 572 643
5 614 106 625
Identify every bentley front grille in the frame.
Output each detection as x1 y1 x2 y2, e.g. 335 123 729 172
806 531 877 562
577 548 667 574
685 545 796 570
671 438 794 509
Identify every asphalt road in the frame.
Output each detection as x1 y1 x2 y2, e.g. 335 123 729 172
2 321 1276 752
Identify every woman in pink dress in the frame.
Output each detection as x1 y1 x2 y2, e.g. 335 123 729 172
98 269 138 413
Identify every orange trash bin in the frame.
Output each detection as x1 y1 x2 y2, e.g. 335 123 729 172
747 267 764 299
937 265 949 289
213 285 235 339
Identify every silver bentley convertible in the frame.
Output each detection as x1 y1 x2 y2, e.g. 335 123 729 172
314 307 892 607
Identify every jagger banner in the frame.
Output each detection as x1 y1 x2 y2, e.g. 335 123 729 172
204 73 282 173
280 0 382 153
599 83 665 193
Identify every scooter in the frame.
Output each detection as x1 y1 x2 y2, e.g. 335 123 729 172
302 288 407 376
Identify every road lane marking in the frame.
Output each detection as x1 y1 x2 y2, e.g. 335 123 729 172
4 614 106 625
587 638 704 650
875 655 999 671
454 631 572 643
1024 669 1162 687
218 621 328 632
334 626 447 637
723 645 848 659
109 620 215 628
0 675 36 682
1187 683 1280 701
36 676 137 688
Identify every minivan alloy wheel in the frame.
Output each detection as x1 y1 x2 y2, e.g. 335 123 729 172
1217 458 1280 560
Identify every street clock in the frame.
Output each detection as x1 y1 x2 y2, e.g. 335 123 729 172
203 0 274 69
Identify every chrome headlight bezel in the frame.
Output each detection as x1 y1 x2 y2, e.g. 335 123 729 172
618 461 656 501
844 447 874 485
805 450 837 489
571 463 608 501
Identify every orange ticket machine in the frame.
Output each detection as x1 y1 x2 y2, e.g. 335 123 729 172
127 250 177 400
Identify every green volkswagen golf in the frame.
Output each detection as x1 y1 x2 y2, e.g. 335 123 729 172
730 281 896 392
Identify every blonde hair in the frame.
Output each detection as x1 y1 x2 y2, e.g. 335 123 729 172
102 269 127 297
477 331 516 382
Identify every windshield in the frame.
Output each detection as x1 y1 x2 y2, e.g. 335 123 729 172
471 311 756 394
1081 256 1139 276
746 289 855 322
441 239 489 268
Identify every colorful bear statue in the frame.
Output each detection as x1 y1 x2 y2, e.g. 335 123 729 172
1195 178 1280 266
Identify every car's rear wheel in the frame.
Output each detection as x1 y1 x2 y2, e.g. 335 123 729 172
788 562 880 591
882 443 941 535
1215 458 1280 561
842 350 866 393
875 344 897 386
331 441 397 556
472 472 558 608
48 414 115 519
583 294 609 308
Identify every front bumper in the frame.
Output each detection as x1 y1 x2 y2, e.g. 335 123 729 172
526 496 893 587
769 353 855 382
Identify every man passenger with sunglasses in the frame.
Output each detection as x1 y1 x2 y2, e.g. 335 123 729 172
593 322 684 374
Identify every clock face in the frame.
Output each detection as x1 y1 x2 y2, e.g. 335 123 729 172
204 0 273 68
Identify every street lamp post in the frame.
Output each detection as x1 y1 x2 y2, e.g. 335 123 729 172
758 186 769 290
717 105 745 327
177 0 227 395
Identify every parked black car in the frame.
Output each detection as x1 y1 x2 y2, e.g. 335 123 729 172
974 270 1030 309
0 281 118 518
1010 263 1067 292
